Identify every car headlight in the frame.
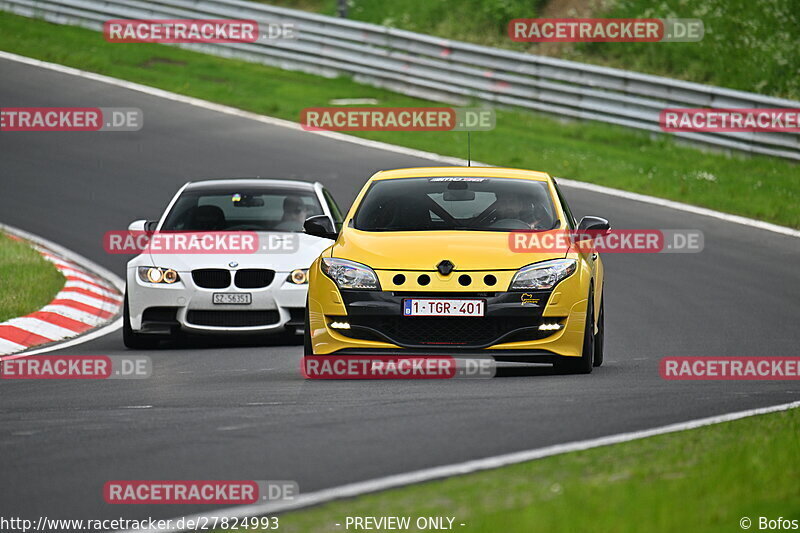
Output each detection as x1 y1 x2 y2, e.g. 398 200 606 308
137 266 180 284
321 258 380 290
287 269 309 285
509 259 576 290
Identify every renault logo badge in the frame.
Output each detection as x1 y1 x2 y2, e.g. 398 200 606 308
437 260 455 275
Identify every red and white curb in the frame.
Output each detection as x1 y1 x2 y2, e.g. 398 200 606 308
0 224 124 358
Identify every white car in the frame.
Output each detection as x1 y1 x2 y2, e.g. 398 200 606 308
123 178 342 349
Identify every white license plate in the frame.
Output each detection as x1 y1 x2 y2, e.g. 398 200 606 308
212 293 252 305
403 299 485 317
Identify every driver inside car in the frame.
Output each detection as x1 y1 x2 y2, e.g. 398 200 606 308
485 192 553 230
274 195 311 231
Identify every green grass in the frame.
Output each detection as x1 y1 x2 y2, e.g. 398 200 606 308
0 232 65 322
574 0 800 99
273 0 800 100
310 0 545 45
225 408 800 533
1 12 798 226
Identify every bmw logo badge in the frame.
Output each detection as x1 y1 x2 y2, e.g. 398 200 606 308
228 261 238 268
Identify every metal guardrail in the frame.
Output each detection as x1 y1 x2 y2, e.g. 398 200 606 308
2 0 799 161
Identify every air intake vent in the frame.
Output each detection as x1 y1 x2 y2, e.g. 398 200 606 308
186 310 280 327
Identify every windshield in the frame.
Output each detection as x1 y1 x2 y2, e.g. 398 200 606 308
353 177 559 232
161 188 324 232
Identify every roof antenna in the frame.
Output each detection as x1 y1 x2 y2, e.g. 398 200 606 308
467 131 472 167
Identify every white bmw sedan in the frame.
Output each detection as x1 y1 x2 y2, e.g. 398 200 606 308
123 178 342 349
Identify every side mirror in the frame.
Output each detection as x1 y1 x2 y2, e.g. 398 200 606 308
304 215 338 240
577 216 611 232
128 220 158 234
573 216 610 243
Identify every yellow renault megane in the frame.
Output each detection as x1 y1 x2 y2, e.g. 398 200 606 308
302 167 609 373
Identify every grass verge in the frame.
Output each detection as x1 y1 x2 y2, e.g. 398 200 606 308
0 12 797 227
274 0 800 100
0 232 65 322
226 407 800 533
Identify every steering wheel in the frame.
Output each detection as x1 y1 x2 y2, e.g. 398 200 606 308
488 218 530 230
225 224 264 231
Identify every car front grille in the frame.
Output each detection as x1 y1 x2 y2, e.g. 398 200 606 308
234 269 275 289
192 269 231 289
342 316 555 348
186 310 280 327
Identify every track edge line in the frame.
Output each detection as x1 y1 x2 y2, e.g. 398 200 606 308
0 50 796 239
118 400 800 532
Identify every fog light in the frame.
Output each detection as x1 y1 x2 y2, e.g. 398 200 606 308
289 269 308 284
539 322 562 331
330 321 351 329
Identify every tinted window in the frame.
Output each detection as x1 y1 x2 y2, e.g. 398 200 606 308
354 177 558 232
162 188 323 232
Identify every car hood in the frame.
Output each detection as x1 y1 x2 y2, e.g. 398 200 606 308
146 232 331 272
332 229 566 270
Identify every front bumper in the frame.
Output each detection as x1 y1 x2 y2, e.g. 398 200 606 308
337 290 565 348
308 287 588 357
127 269 307 335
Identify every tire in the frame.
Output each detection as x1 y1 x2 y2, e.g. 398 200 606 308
555 286 594 374
593 294 604 367
303 300 313 355
122 291 160 350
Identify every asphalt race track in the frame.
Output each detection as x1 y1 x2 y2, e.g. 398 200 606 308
1 57 799 522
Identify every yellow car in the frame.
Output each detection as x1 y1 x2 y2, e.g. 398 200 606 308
302 167 608 374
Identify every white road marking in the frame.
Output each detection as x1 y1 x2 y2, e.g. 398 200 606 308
0 338 27 354
37 305 108 326
64 280 122 300
53 291 118 310
56 267 105 284
0 50 797 525
44 258 77 270
4 317 76 340
556 177 800 238
118 400 800 532
1 50 796 239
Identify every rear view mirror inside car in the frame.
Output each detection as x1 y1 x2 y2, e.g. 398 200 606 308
232 194 265 207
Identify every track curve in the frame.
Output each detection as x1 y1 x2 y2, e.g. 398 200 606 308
1 57 798 522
